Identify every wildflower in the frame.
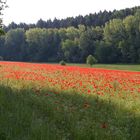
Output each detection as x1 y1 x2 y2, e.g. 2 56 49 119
101 122 107 128
84 102 90 108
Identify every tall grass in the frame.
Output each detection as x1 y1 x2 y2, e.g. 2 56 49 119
0 62 140 139
0 84 140 140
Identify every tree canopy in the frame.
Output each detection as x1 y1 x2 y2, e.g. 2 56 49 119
0 6 140 64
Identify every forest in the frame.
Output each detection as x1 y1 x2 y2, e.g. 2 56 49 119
0 6 140 63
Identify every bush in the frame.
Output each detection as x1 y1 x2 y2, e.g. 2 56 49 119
0 56 3 61
59 60 66 66
86 55 97 67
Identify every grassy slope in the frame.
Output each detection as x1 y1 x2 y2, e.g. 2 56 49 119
0 63 140 139
0 85 140 140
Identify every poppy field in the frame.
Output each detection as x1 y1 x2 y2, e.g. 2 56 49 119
0 61 140 140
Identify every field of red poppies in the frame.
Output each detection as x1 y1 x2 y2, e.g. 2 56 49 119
0 61 140 139
1 61 140 97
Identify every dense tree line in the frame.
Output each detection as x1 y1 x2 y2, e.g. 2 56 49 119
0 7 140 63
3 6 140 32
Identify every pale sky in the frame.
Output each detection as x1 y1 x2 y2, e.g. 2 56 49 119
3 0 140 25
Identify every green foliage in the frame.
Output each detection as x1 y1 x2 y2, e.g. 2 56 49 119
0 56 3 61
104 19 125 44
61 39 80 62
59 60 66 66
26 28 61 62
0 7 140 63
4 28 26 61
86 55 97 66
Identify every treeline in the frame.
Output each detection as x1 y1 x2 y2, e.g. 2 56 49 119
0 7 140 63
3 6 140 31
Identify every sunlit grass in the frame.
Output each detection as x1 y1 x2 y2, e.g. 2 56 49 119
68 63 140 71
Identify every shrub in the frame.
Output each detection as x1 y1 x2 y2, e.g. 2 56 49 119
0 56 3 61
59 60 66 66
86 55 97 67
